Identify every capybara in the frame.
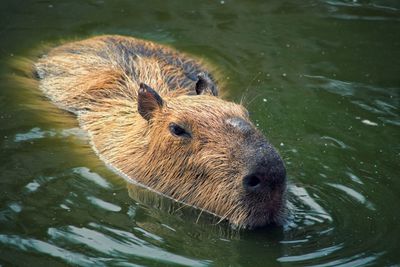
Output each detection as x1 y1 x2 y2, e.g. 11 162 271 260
34 35 287 229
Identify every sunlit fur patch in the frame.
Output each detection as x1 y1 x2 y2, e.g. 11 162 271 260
225 117 253 135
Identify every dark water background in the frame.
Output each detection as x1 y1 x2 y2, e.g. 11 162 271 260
1 0 399 266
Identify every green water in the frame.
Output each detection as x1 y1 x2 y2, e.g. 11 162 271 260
1 0 399 266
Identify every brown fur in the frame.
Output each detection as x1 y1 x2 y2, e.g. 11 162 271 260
34 35 286 229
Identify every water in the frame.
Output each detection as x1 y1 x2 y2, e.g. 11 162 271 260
1 0 399 266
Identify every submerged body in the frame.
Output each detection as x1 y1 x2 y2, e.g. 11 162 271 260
35 35 286 229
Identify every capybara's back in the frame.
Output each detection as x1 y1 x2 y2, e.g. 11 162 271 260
35 35 287 229
35 35 216 113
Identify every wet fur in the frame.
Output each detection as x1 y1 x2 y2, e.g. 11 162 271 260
34 35 285 228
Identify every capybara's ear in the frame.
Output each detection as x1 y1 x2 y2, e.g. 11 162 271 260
195 72 218 96
138 83 164 121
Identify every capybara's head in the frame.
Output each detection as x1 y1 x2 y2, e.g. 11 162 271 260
135 80 287 229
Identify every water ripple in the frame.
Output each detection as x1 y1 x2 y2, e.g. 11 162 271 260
320 136 350 149
287 184 333 226
305 75 400 127
72 167 112 189
326 183 375 210
86 196 122 212
0 234 105 266
47 224 209 267
321 0 400 21
24 175 56 193
278 243 343 263
14 127 88 142
311 252 383 267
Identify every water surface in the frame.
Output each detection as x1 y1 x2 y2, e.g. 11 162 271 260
0 0 399 266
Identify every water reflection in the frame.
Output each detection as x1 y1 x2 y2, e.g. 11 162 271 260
1 0 399 266
126 182 239 237
321 0 400 21
305 74 400 127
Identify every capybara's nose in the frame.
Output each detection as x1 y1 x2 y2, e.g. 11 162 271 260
242 145 286 193
242 165 286 193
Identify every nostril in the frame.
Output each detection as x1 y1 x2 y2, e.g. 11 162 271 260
243 174 261 191
247 175 260 187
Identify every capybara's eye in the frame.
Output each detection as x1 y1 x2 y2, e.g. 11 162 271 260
169 123 191 138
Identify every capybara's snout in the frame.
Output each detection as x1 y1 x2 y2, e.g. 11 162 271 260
242 142 286 194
